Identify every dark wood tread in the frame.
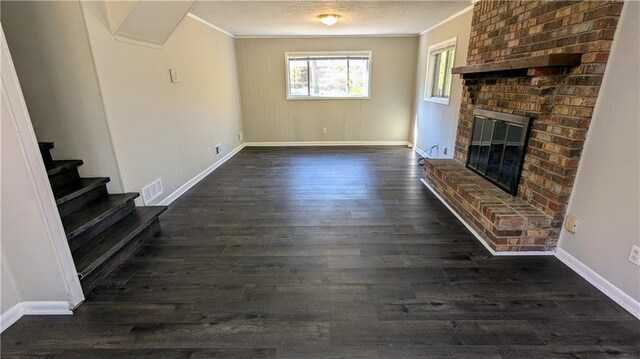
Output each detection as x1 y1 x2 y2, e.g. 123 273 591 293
54 177 110 205
38 142 54 150
74 206 167 279
62 193 139 241
46 160 83 176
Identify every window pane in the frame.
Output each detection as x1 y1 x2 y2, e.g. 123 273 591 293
310 59 348 97
443 48 454 98
348 59 369 96
427 44 456 100
431 52 442 97
288 60 308 96
287 53 370 99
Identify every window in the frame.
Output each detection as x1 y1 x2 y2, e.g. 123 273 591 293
286 51 371 99
424 37 457 105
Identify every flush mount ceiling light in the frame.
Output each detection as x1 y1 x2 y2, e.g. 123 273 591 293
318 14 340 27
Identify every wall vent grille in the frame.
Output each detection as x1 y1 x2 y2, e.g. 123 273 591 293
142 178 164 205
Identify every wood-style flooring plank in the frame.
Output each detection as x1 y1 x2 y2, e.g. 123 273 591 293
2 147 638 357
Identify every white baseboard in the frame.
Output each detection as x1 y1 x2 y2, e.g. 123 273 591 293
158 144 245 206
414 146 429 158
419 178 554 256
0 304 23 332
1 301 72 332
555 248 640 320
22 301 72 315
420 178 640 320
244 141 409 147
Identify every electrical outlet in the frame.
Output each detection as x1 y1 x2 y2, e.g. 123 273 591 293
215 144 221 155
629 245 640 266
238 131 243 142
322 128 327 134
564 214 578 233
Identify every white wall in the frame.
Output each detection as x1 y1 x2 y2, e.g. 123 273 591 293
235 36 418 143
0 27 83 318
558 1 640 302
412 8 472 157
81 2 244 205
1 1 124 193
1 256 20 314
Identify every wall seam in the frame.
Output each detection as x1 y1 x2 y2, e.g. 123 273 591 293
78 1 127 194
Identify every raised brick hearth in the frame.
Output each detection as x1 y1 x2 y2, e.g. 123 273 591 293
424 160 552 252
423 0 622 252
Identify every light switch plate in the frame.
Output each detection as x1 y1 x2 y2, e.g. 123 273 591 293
629 245 640 266
169 69 181 83
565 214 578 233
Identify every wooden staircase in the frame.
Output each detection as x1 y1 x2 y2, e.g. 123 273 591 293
38 142 167 294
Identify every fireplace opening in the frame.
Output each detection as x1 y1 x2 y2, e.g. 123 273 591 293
466 109 531 196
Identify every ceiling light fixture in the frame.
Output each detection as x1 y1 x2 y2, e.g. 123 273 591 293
318 14 340 27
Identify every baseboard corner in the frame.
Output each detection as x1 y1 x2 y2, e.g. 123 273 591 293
1 300 72 332
158 143 245 206
0 303 24 333
555 248 640 320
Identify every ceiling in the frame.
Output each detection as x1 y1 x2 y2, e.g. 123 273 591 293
190 1 473 37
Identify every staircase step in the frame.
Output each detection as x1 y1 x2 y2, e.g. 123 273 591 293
54 177 110 205
47 160 83 190
38 142 55 166
55 178 111 217
46 159 82 176
62 193 139 249
74 206 167 283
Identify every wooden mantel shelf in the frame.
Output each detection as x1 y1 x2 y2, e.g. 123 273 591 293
452 53 582 75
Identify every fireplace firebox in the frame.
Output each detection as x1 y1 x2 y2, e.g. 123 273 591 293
466 109 531 196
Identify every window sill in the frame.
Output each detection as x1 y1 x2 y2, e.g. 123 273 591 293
424 97 450 105
287 96 371 101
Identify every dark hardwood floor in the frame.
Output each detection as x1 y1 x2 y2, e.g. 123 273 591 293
2 147 638 358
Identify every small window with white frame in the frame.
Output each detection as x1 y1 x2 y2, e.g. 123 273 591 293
286 51 371 100
424 37 457 105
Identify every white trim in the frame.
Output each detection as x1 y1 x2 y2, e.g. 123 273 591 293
285 51 372 100
1 301 72 333
113 35 163 49
420 179 555 256
21 301 72 316
555 248 640 320
424 37 457 105
419 5 474 35
187 13 235 38
0 304 24 333
158 144 245 205
244 141 409 147
414 146 430 159
235 34 418 39
1 30 85 307
425 97 451 105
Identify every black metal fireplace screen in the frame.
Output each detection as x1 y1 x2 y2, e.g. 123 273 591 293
466 109 531 196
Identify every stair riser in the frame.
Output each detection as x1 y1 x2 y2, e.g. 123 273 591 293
39 148 54 167
69 201 136 251
81 219 161 293
49 168 81 190
58 185 109 217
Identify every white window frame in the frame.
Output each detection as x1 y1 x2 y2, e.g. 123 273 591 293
424 37 457 105
285 51 372 100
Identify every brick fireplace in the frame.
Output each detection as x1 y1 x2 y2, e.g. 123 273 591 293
423 0 623 252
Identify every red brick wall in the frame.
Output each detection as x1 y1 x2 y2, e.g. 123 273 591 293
454 0 622 241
